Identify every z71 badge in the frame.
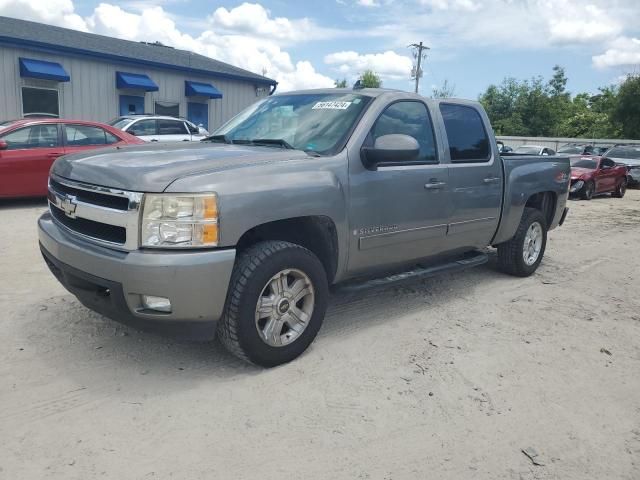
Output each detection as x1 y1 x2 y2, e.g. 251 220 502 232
357 225 399 236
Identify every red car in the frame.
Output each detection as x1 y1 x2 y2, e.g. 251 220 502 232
569 156 628 200
0 118 144 199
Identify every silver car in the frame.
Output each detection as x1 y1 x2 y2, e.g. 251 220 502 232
108 115 209 143
602 145 640 185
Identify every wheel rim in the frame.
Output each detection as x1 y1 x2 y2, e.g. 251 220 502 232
586 184 593 198
523 222 543 266
255 268 315 347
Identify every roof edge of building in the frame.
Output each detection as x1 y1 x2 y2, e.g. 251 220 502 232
0 35 277 87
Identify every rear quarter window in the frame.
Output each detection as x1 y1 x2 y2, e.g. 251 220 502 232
439 103 490 163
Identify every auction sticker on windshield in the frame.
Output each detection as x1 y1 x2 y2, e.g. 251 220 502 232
312 101 352 110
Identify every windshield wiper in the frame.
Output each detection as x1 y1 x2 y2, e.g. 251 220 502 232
250 138 294 149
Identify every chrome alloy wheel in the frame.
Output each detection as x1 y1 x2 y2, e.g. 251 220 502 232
255 269 315 347
523 222 543 266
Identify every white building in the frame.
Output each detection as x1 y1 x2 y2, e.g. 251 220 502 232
0 16 277 131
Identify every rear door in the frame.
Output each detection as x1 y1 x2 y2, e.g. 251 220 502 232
63 124 121 155
0 124 62 197
438 103 502 250
347 100 450 273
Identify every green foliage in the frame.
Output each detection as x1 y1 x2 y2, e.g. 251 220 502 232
359 70 382 88
334 78 347 88
478 67 638 139
613 75 640 138
432 79 456 98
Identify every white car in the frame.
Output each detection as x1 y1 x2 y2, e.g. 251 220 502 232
513 145 556 156
108 115 209 143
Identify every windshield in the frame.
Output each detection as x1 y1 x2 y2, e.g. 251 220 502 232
108 117 133 130
570 158 598 169
0 120 16 131
514 146 542 155
211 93 372 155
604 147 640 160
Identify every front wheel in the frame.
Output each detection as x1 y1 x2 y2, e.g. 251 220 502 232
217 240 328 367
581 181 595 200
497 208 547 277
613 178 627 198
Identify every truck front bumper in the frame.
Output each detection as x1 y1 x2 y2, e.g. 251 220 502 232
38 212 236 340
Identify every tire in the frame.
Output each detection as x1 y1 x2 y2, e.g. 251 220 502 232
581 181 595 200
217 240 328 367
497 207 547 277
612 178 627 198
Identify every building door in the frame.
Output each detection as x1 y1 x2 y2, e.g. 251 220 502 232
187 102 209 131
119 95 144 115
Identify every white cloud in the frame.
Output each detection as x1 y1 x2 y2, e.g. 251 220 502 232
593 37 640 69
209 2 334 43
0 0 336 91
0 0 88 31
357 0 380 7
545 2 621 45
418 0 480 12
324 50 413 80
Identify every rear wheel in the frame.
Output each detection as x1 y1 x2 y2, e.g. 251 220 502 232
581 181 595 200
217 240 328 367
497 208 547 277
613 178 627 198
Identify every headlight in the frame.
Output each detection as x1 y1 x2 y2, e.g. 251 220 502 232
141 194 218 248
570 180 584 192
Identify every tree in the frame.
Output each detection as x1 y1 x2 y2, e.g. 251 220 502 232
612 75 640 139
334 78 347 88
359 70 382 88
432 79 456 98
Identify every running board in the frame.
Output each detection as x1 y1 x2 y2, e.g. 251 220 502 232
334 251 488 294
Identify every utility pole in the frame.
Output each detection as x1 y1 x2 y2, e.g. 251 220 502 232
409 41 429 94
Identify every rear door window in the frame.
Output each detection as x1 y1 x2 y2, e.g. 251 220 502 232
64 125 109 146
158 119 188 135
440 104 490 163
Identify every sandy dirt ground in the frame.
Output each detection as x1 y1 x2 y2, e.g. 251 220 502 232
1 191 639 480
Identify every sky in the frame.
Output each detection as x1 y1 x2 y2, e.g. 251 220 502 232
1 0 639 98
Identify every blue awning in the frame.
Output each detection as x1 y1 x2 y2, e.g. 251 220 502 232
185 81 222 99
19 57 70 82
116 71 158 91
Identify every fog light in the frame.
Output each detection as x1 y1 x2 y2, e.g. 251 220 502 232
141 295 172 313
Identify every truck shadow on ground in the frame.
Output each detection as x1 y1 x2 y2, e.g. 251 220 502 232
19 255 508 392
0 198 48 210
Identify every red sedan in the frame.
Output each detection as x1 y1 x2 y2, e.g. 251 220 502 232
569 156 628 200
0 118 144 199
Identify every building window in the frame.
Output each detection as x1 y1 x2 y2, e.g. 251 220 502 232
22 87 59 118
155 101 179 117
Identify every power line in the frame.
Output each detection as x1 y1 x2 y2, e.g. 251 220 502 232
409 41 430 94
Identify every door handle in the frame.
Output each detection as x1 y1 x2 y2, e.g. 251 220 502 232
182 139 190 142
150 139 158 142
47 152 63 157
483 177 501 184
424 180 446 190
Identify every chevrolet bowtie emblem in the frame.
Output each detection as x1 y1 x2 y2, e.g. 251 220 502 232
60 195 78 218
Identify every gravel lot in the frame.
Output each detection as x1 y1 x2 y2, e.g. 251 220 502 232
1 192 639 480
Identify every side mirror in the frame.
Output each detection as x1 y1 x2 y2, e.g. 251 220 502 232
0 140 7 150
361 134 420 170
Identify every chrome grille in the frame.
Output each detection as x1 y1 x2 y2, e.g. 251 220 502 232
48 174 143 251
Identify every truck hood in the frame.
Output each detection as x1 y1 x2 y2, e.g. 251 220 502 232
52 142 310 192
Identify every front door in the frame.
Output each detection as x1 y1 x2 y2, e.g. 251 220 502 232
347 100 450 274
119 95 144 115
594 158 617 192
187 102 209 131
0 124 62 197
438 103 502 250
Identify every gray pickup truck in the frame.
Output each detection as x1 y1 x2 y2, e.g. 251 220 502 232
39 88 570 366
